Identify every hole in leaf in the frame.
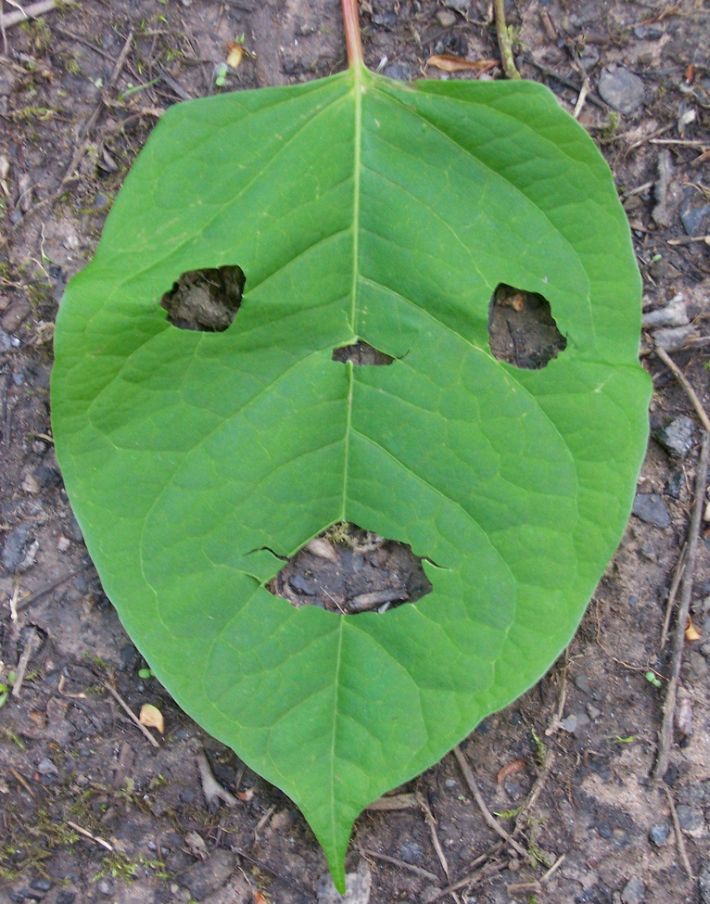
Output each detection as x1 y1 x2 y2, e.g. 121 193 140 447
268 522 432 614
161 265 245 332
332 341 394 366
488 283 566 369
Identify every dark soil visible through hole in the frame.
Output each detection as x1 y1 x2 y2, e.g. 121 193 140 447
161 265 245 332
332 340 394 365
268 522 432 614
488 283 567 368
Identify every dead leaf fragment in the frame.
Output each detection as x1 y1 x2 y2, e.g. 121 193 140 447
426 54 498 74
139 703 164 734
685 617 701 641
227 42 244 69
496 757 526 784
254 893 269 904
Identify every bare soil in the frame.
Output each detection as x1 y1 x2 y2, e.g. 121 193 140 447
1 2 709 903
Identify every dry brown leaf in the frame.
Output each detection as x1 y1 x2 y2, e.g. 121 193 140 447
139 703 164 734
496 757 526 784
426 54 498 74
227 42 244 69
254 892 269 904
685 617 701 641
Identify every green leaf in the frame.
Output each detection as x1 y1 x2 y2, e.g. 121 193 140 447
51 63 649 887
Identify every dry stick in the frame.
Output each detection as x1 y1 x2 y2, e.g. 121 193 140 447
453 746 529 860
195 749 237 807
494 0 521 80
66 819 114 852
360 847 441 884
660 542 687 649
103 681 160 749
431 859 508 901
656 346 710 434
1 0 59 29
663 786 694 880
653 433 709 782
416 791 461 903
10 628 40 698
15 566 87 612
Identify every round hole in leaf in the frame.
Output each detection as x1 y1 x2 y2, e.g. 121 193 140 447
268 522 432 614
332 340 394 366
488 283 567 369
160 265 245 332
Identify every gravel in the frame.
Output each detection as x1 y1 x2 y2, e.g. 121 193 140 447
655 416 696 458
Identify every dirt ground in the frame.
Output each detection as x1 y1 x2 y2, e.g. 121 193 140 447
1 1 709 902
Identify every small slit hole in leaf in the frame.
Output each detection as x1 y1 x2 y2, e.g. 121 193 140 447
160 265 245 332
488 283 566 369
267 522 432 614
332 340 394 366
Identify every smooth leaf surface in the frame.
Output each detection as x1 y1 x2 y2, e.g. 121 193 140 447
52 64 650 884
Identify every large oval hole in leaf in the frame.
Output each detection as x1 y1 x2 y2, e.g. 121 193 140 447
161 265 245 332
332 340 394 365
268 522 432 614
488 282 567 369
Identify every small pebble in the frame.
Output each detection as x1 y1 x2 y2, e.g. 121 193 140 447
443 0 469 11
621 877 645 904
632 493 671 529
436 10 457 26
2 524 36 573
655 416 696 458
676 804 704 836
36 758 58 776
665 470 684 500
383 62 414 81
649 823 670 846
598 65 645 114
586 703 601 720
30 879 52 892
399 841 424 864
680 189 710 236
97 879 112 896
57 536 71 552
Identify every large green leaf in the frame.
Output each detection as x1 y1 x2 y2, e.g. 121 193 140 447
51 63 650 885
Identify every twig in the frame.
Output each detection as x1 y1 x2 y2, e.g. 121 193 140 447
667 235 709 246
662 786 695 880
655 346 710 433
15 566 87 612
359 847 441 883
430 859 508 900
416 791 460 901
453 746 529 859
1 0 59 29
522 54 607 109
653 434 709 781
660 543 687 649
66 820 114 851
103 681 160 748
573 77 590 119
650 138 707 147
367 792 418 810
11 628 40 697
196 749 237 807
494 0 520 79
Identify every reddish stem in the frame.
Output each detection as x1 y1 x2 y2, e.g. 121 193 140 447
341 0 364 67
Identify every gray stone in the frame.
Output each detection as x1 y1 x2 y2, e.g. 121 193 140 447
598 65 645 114
399 841 424 864
436 10 457 27
680 189 710 237
179 849 235 901
317 861 371 904
655 416 696 458
383 62 414 81
2 524 36 573
620 877 645 904
632 493 671 529
37 758 58 776
443 0 469 11
0 327 13 352
676 804 704 836
648 823 670 846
